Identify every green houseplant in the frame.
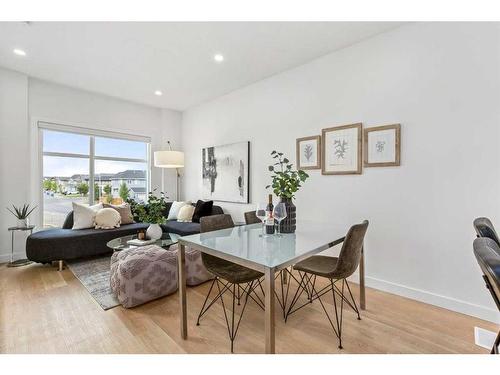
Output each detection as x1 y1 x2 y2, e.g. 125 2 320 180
7 203 37 227
266 151 309 233
133 191 168 240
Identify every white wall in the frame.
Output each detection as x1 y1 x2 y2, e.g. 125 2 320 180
0 69 29 263
0 72 182 261
182 22 500 322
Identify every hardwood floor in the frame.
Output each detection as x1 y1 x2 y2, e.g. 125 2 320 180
0 262 496 354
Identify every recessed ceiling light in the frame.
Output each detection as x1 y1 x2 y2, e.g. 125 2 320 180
154 90 163 96
214 54 224 63
13 48 26 56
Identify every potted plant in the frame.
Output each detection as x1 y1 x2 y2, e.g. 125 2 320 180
7 204 37 228
134 192 168 240
266 151 309 233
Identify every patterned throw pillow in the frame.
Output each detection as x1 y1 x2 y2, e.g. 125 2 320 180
177 205 195 222
103 203 134 224
95 208 121 229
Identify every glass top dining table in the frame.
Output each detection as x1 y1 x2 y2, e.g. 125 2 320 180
177 221 366 354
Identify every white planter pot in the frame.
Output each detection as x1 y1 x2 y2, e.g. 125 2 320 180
17 218 28 228
146 223 163 240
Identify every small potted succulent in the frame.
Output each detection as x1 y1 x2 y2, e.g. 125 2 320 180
134 192 168 240
266 151 309 233
7 204 37 228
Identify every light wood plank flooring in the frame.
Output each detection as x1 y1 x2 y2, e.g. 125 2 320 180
0 262 496 354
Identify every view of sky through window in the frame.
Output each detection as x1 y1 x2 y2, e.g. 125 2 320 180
42 130 148 177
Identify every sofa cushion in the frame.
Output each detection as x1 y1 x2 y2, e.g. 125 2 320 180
166 201 191 220
72 202 103 229
103 203 134 224
161 220 201 236
177 205 195 222
95 208 121 229
192 200 214 223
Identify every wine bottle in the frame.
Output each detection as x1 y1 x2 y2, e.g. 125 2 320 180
266 194 275 234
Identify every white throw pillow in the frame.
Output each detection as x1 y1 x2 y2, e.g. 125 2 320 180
72 202 103 230
177 205 195 222
167 201 191 220
95 208 121 229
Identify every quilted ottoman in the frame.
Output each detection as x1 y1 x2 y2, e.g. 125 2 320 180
110 245 178 308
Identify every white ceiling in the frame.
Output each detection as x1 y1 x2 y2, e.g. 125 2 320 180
0 22 404 111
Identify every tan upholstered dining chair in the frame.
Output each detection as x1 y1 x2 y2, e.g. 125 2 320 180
196 214 265 353
285 220 369 349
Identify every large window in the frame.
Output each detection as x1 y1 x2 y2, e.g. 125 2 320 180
41 124 150 228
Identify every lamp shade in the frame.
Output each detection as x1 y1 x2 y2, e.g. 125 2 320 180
154 150 184 168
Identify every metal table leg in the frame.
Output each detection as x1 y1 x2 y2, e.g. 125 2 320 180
178 243 188 339
360 244 366 310
264 267 276 354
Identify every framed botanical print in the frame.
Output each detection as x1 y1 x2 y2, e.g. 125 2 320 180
364 124 401 167
322 123 362 175
296 135 321 170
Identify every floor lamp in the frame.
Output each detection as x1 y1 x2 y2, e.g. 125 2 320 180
154 141 184 201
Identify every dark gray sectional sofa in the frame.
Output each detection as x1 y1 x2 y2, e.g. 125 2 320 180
26 202 223 264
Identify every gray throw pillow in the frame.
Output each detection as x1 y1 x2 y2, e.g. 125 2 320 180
103 203 134 224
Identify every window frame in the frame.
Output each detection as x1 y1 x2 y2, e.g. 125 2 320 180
38 121 151 228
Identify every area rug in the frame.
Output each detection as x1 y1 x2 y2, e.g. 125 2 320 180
66 255 120 310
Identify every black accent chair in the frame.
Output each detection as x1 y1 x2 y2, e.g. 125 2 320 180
285 220 369 349
474 217 500 246
244 211 261 224
196 214 264 353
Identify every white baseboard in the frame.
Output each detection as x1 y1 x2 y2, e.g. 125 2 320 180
0 251 27 264
349 273 500 324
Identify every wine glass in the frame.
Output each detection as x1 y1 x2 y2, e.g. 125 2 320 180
255 203 267 237
273 202 287 237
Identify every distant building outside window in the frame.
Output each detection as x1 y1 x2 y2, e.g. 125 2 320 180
41 124 150 228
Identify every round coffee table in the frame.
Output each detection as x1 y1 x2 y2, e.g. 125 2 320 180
107 232 180 252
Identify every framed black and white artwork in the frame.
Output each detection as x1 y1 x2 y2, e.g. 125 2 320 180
201 141 250 203
364 124 401 167
322 123 362 175
296 135 321 170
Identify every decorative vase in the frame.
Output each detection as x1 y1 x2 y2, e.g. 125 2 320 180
279 198 296 233
146 223 163 240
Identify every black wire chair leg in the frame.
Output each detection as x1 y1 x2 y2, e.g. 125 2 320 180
330 279 343 349
197 279 232 321
284 271 309 321
309 275 317 303
232 281 253 340
331 282 358 316
230 283 236 353
215 278 232 342
312 282 339 339
245 279 265 309
344 279 361 320
196 277 220 325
